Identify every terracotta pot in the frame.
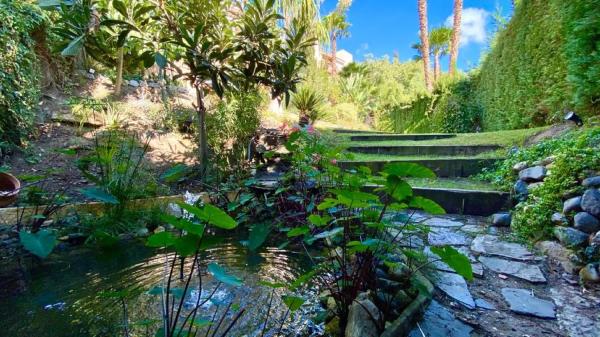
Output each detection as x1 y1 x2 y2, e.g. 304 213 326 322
0 172 20 207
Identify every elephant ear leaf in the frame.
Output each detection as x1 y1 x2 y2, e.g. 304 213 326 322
430 245 473 281
19 229 57 258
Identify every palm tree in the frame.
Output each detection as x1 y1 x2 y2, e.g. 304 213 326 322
323 11 350 74
449 0 463 76
430 27 452 81
417 0 432 91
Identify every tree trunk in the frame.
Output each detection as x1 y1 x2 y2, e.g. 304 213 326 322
449 0 463 76
115 47 124 95
330 32 337 75
194 84 209 178
417 0 432 91
434 51 441 82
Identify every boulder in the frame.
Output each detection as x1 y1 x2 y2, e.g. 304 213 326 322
536 241 578 273
128 79 140 87
541 155 556 166
573 212 600 234
518 166 547 182
551 212 569 226
514 180 529 201
591 232 600 247
579 263 600 284
345 294 381 337
513 161 528 172
582 176 600 188
553 227 589 248
581 189 600 218
563 196 582 214
491 213 512 227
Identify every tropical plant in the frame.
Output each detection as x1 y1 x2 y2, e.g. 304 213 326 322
292 86 325 125
448 0 463 75
417 0 432 91
429 27 452 81
0 0 45 147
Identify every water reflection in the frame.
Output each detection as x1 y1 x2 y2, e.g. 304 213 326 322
0 237 322 337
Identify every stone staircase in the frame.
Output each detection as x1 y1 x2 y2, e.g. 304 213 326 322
337 130 510 216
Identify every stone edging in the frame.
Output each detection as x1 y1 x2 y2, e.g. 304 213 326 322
380 271 434 337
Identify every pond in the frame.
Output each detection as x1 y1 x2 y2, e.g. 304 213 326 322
0 236 323 337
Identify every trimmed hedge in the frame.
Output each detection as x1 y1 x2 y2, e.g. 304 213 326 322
0 0 45 147
476 0 600 131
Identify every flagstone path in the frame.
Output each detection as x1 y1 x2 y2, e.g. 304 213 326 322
402 212 600 337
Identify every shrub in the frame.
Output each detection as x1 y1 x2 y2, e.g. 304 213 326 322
430 76 483 133
481 128 600 239
0 1 45 147
292 86 326 125
206 91 262 180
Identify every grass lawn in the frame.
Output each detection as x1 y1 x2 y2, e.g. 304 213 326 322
407 177 497 191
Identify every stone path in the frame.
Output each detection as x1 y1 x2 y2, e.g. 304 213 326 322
404 212 600 337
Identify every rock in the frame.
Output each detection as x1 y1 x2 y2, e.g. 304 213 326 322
387 264 410 282
470 235 535 261
551 212 569 226
86 73 95 80
563 196 582 214
501 288 556 319
541 155 556 166
579 263 600 284
479 256 546 283
345 295 381 337
590 232 600 247
528 182 544 190
582 176 600 188
407 300 473 337
512 161 528 172
491 212 511 227
518 166 547 182
474 298 495 310
514 180 529 200
432 271 475 309
423 218 464 227
128 79 140 87
584 245 600 261
581 189 600 218
574 212 600 234
428 228 470 246
553 227 589 248
536 241 578 274
460 225 485 234
377 278 401 293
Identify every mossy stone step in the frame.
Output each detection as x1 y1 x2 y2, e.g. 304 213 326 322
348 144 502 156
350 134 456 142
332 129 390 134
340 158 502 178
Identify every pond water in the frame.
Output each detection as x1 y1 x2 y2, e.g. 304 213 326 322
0 236 323 337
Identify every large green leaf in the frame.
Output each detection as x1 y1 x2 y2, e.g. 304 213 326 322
408 196 445 215
384 163 436 178
386 175 413 201
208 263 242 286
61 35 84 57
287 226 309 237
282 295 305 312
430 246 473 281
317 198 339 210
174 234 200 256
19 230 57 258
80 187 119 204
308 214 330 227
146 232 175 247
203 204 238 229
248 223 270 251
161 164 188 182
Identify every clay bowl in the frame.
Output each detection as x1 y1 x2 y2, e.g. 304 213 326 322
0 172 20 207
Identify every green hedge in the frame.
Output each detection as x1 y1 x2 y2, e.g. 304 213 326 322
0 0 45 147
476 0 600 131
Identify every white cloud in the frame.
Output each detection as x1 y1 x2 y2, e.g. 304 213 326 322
445 7 490 46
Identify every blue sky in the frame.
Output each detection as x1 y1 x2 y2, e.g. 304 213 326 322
321 0 514 71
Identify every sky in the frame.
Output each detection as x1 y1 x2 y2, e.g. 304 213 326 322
320 0 514 71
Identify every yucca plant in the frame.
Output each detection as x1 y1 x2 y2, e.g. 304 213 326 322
292 86 326 126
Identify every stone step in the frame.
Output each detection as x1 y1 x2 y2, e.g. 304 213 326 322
350 133 456 141
339 158 502 178
347 144 503 156
332 129 389 134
